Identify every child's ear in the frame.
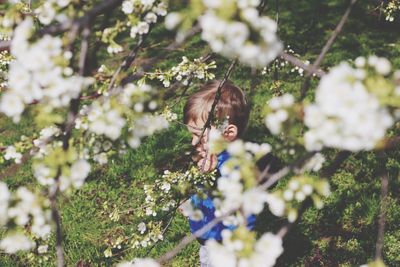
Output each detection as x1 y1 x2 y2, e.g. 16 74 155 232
223 124 238 141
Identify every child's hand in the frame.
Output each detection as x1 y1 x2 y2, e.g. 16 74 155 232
198 153 217 173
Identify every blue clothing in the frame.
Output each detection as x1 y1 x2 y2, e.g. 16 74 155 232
189 151 256 241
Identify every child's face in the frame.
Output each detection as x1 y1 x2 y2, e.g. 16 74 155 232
187 117 218 172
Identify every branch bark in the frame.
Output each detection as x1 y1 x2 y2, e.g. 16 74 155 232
300 0 358 98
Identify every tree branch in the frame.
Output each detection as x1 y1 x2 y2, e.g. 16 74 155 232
194 59 237 148
279 51 325 78
300 0 358 98
0 40 10 51
107 35 146 92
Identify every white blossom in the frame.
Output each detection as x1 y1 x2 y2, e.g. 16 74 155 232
4 145 22 163
265 93 295 135
199 6 282 67
242 188 268 216
60 159 91 191
206 230 283 267
128 115 169 148
1 18 93 122
37 245 48 254
304 62 394 151
164 12 182 30
144 12 157 23
179 199 204 221
35 2 56 25
302 153 325 172
56 0 71 8
0 92 25 122
0 233 35 254
138 222 147 234
88 101 126 140
0 182 10 226
265 193 285 217
122 0 134 14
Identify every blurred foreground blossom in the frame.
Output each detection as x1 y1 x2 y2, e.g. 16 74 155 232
206 229 283 267
116 258 160 267
304 60 394 151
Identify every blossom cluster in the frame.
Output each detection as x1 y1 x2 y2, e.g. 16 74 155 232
382 0 400 22
265 93 295 135
0 182 52 254
266 175 331 222
304 56 397 151
34 0 72 25
208 134 273 224
197 0 283 68
298 152 326 173
4 145 23 163
145 56 217 87
261 45 310 77
144 167 216 218
76 82 169 153
1 134 33 164
33 146 91 192
102 167 215 257
123 0 167 38
206 228 283 267
165 0 282 67
0 17 93 122
32 126 61 158
0 1 30 40
159 106 178 122
105 0 167 53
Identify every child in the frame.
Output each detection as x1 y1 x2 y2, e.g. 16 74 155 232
183 80 254 267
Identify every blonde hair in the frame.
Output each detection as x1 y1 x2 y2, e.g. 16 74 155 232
183 80 249 137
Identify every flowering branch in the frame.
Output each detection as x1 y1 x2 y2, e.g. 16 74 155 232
155 150 321 264
194 59 237 148
157 214 227 264
0 40 10 51
279 51 325 78
48 21 92 267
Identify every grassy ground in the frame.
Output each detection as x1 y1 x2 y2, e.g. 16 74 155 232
1 0 400 266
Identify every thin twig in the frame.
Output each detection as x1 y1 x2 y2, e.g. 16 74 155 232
189 59 237 171
300 0 358 98
165 53 213 102
157 214 227 264
194 59 237 148
107 35 145 92
259 151 316 189
279 51 325 78
0 40 10 51
320 151 351 178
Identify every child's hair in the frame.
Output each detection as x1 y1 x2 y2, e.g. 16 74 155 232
183 80 249 137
